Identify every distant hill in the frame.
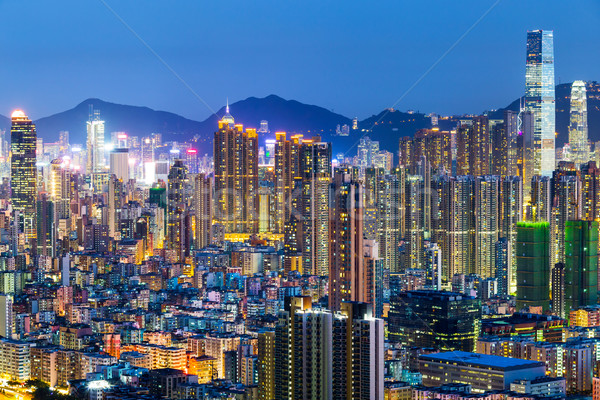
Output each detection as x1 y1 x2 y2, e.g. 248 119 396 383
34 98 205 146
30 95 354 154
492 81 600 147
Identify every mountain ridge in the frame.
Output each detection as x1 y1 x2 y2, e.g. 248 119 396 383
0 82 598 155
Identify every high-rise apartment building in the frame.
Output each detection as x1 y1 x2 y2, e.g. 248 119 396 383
10 110 37 248
564 220 598 314
474 176 500 278
166 160 189 263
258 297 384 400
213 106 259 234
193 173 212 250
329 167 364 311
525 30 555 177
299 139 332 276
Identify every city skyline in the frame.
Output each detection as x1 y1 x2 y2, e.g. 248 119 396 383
1 1 599 120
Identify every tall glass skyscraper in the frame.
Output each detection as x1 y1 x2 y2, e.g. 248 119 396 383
525 30 555 177
569 80 589 167
10 110 38 248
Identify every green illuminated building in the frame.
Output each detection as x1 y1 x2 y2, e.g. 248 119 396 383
516 221 551 311
564 220 598 314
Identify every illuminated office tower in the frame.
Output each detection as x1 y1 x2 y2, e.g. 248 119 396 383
356 137 380 172
49 159 71 222
213 105 259 233
564 220 598 314
166 160 189 263
329 167 364 311
388 290 481 351
299 139 332 276
529 175 552 222
274 132 302 234
10 110 37 247
193 173 212 250
474 176 500 278
185 148 199 174
86 108 105 174
568 81 589 167
501 176 522 290
516 221 551 311
525 30 555 177
553 175 581 265
109 148 129 182
580 162 600 222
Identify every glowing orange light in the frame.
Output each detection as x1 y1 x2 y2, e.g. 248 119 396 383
11 110 26 118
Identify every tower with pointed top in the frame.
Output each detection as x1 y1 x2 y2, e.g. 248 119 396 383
213 104 259 234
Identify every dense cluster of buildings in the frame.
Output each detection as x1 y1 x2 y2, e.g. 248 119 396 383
0 28 599 400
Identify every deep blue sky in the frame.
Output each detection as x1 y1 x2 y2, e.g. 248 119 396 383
1 0 598 121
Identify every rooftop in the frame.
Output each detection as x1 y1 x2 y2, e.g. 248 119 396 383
420 351 545 371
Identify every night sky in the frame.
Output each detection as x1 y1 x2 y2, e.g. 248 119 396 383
1 0 598 120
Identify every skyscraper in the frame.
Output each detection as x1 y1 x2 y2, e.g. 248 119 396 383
259 297 384 400
213 106 259 234
193 173 212 250
166 160 189 263
86 108 105 174
299 139 332 276
516 221 551 311
109 148 130 182
474 176 501 278
329 167 364 311
525 30 555 177
10 110 37 248
36 193 55 258
568 80 589 167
